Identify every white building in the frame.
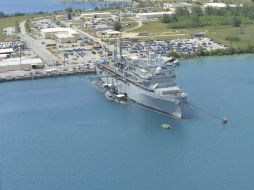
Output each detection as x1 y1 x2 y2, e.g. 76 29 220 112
203 3 242 9
136 12 173 21
0 54 8 61
163 3 192 12
54 33 76 44
0 58 43 72
80 12 111 21
98 30 121 38
3 27 15 36
41 28 80 43
0 48 14 55
105 30 121 38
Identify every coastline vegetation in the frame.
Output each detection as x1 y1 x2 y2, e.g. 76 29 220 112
131 5 254 57
167 44 254 59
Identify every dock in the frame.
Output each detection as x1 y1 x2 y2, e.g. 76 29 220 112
0 68 96 83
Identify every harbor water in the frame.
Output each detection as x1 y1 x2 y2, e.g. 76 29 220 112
0 55 254 190
0 0 127 14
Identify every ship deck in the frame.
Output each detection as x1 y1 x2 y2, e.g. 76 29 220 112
97 63 154 92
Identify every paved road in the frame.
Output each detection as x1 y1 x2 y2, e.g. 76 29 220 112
19 21 57 64
125 17 143 32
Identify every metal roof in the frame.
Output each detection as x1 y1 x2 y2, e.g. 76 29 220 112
0 48 14 54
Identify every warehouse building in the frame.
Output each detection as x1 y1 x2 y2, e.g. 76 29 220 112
203 3 242 9
54 33 76 44
41 28 80 43
0 58 43 72
0 48 14 55
97 30 121 38
163 3 192 12
0 54 8 61
136 12 173 21
80 12 111 21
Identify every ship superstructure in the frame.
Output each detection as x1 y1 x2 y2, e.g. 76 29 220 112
96 42 193 118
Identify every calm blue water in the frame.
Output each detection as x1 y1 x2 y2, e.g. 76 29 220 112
0 0 125 14
0 55 254 190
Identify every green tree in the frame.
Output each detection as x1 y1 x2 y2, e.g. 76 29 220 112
161 14 170 23
232 16 241 27
175 7 190 17
14 12 25 16
167 51 180 58
65 7 73 13
113 21 122 31
0 12 6 18
195 47 206 56
191 6 203 17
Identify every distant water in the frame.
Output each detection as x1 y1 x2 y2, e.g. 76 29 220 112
1 55 254 190
0 0 125 14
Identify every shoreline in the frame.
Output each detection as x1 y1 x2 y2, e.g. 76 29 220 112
172 49 254 60
1 52 253 84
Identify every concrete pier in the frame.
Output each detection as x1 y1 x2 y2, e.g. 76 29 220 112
0 68 95 83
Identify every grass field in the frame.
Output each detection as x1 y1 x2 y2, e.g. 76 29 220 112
121 17 140 31
130 21 254 48
0 14 49 41
0 16 28 41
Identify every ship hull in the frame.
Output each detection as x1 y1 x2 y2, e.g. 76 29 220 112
96 66 193 119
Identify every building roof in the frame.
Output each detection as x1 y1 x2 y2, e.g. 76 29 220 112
0 48 14 54
203 3 227 8
41 27 78 35
55 33 75 39
136 12 173 17
0 58 43 66
0 54 8 58
164 2 192 7
80 12 111 17
105 30 121 35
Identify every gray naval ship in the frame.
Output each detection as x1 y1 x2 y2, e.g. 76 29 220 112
96 48 193 119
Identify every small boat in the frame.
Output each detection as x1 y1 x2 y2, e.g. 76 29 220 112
161 124 171 129
103 83 127 103
222 117 228 124
165 57 179 67
105 90 114 101
115 93 127 104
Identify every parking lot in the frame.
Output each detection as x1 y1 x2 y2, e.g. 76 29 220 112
121 38 226 58
0 41 26 50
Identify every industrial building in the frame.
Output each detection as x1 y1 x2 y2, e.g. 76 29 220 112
80 12 111 21
0 54 8 61
0 58 43 72
41 28 80 43
105 30 121 38
98 30 121 38
136 12 173 21
0 48 14 55
54 33 76 44
163 3 192 12
203 3 242 9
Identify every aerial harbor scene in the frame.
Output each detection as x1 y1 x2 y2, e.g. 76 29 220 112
0 0 254 190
